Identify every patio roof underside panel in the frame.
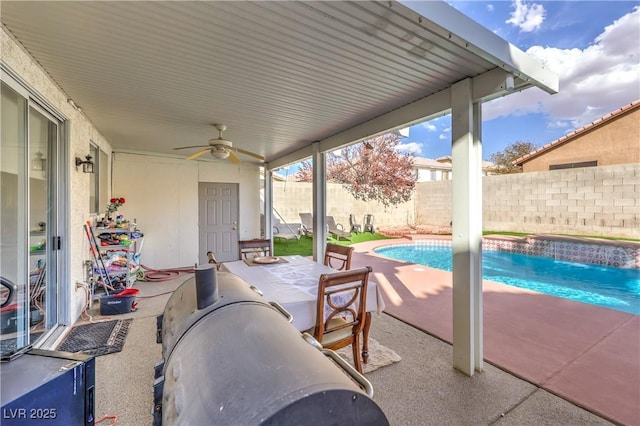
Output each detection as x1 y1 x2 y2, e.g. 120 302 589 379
0 1 557 167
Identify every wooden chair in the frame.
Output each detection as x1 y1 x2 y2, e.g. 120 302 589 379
308 266 372 373
324 243 354 271
239 239 271 260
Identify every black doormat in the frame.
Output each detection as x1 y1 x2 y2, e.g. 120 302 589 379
57 319 132 357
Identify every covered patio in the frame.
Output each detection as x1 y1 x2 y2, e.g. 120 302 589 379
0 1 571 422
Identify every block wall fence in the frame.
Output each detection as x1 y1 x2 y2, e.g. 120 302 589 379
272 163 639 240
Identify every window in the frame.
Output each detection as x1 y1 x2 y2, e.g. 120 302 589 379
89 143 109 215
549 161 597 170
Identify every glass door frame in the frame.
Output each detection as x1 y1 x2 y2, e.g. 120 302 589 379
29 101 60 331
1 65 70 348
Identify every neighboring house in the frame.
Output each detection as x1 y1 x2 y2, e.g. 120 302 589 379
514 100 640 172
413 156 496 182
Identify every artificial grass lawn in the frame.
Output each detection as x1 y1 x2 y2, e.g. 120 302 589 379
274 233 394 257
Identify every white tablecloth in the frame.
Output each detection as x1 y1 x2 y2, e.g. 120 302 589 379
223 255 385 332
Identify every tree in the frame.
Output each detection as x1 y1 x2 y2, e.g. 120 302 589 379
295 133 416 207
489 141 538 174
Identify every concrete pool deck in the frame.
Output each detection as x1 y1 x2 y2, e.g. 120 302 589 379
351 236 640 426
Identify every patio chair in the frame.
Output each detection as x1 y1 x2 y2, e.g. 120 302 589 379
324 243 354 271
307 266 372 373
239 239 272 260
363 214 376 233
273 217 300 246
326 216 352 241
349 214 362 233
299 213 314 236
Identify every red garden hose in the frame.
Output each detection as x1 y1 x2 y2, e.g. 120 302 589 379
136 264 195 282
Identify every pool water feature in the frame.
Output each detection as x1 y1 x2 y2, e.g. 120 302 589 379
374 243 640 315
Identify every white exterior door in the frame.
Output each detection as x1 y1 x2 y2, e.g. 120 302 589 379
198 182 239 263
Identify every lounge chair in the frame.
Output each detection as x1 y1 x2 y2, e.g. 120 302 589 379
299 213 314 236
273 217 300 245
326 216 352 241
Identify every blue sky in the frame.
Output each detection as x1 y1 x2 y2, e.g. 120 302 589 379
396 0 640 160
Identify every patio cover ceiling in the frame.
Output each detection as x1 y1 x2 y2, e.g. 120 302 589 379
0 1 558 169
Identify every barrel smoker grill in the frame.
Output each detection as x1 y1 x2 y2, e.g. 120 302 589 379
154 265 389 425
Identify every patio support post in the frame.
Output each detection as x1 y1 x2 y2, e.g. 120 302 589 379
311 142 327 262
451 78 484 376
264 166 274 251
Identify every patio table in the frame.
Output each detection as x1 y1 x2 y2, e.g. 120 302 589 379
222 255 385 362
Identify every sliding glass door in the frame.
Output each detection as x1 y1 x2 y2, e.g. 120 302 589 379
1 79 62 355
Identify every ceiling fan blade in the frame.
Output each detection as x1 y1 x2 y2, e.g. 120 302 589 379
235 148 265 161
173 145 209 150
228 150 241 164
187 149 211 160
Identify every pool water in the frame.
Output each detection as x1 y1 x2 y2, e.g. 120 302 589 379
375 244 640 315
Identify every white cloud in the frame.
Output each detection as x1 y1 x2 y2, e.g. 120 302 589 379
395 142 423 155
422 123 437 131
485 6 640 130
506 0 545 32
438 133 448 140
487 4 494 12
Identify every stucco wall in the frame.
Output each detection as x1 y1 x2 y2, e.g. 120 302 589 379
113 153 261 269
522 107 640 172
272 181 416 230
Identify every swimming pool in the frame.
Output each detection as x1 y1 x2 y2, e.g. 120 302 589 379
374 244 640 315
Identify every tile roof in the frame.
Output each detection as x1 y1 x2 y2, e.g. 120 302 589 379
514 99 640 165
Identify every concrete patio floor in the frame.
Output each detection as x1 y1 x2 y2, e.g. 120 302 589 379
87 240 637 425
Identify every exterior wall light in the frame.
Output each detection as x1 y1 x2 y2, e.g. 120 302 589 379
75 155 95 173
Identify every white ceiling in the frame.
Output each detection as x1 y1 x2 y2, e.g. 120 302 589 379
1 1 557 168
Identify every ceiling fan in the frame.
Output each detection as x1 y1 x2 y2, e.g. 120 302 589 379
173 124 265 164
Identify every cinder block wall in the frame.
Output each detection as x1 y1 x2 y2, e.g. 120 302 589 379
415 163 639 239
273 163 639 239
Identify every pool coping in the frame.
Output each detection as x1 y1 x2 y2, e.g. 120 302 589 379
398 233 640 269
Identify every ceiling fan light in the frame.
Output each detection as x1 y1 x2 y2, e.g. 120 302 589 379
211 149 230 160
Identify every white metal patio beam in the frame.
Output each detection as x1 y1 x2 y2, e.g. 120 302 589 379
399 0 559 94
451 77 484 376
311 142 327 262
264 166 274 250
267 68 520 171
